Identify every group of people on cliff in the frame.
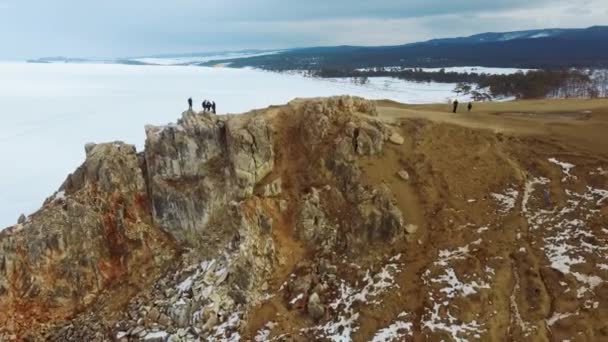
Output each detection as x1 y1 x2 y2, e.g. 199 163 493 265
188 98 216 114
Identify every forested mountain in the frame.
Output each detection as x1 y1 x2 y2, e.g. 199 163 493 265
202 26 608 70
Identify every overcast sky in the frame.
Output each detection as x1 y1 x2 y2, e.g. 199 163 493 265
1 0 607 59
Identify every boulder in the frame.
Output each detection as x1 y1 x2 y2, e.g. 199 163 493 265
389 132 405 145
405 224 419 234
397 170 410 181
307 293 325 320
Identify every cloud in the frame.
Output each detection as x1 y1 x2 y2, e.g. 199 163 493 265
0 0 606 59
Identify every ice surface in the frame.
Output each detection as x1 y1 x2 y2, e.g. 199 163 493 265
131 50 283 66
0 62 489 229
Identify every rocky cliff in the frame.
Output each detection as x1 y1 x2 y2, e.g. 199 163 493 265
1 97 607 341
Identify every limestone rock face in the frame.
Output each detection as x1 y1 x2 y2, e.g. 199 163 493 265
225 115 274 196
0 142 173 336
144 111 274 246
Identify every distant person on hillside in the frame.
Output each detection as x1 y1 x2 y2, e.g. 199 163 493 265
452 99 459 113
212 101 216 114
202 100 207 111
467 102 473 112
188 97 193 110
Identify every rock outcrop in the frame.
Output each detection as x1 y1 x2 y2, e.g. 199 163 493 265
3 96 606 341
0 143 174 337
0 96 400 340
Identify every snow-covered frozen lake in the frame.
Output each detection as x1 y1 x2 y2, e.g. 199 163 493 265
0 62 472 228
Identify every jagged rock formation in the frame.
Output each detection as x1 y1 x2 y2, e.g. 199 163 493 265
1 96 608 341
0 143 175 338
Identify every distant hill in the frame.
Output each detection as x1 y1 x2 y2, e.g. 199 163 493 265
203 26 608 70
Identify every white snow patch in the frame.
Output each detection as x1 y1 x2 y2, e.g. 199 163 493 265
370 312 413 342
289 293 304 305
422 303 484 342
210 311 241 342
476 225 489 233
431 268 490 298
309 259 402 341
255 321 277 342
548 158 576 182
546 312 576 326
491 188 519 213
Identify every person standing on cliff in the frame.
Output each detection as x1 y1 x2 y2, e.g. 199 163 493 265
188 97 193 110
452 99 459 113
212 101 216 114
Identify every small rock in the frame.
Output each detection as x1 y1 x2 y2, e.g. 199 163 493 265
405 224 418 234
147 307 160 323
131 326 146 337
158 314 171 327
389 132 404 145
261 281 270 292
17 214 26 224
397 170 410 181
202 315 218 332
307 293 325 320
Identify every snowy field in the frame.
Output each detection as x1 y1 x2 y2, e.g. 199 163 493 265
0 62 475 228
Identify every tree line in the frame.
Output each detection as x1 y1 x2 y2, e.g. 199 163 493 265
309 68 608 99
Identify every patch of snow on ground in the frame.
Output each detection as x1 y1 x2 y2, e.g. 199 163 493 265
524 174 608 301
435 245 471 267
255 321 277 342
546 312 576 326
491 188 519 213
210 311 241 342
421 241 492 340
309 259 402 341
370 312 413 342
548 158 576 182
431 268 490 298
422 303 484 342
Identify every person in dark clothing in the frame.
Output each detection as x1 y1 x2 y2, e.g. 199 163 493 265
212 101 216 114
452 99 459 113
202 100 207 111
467 102 473 112
188 97 193 110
